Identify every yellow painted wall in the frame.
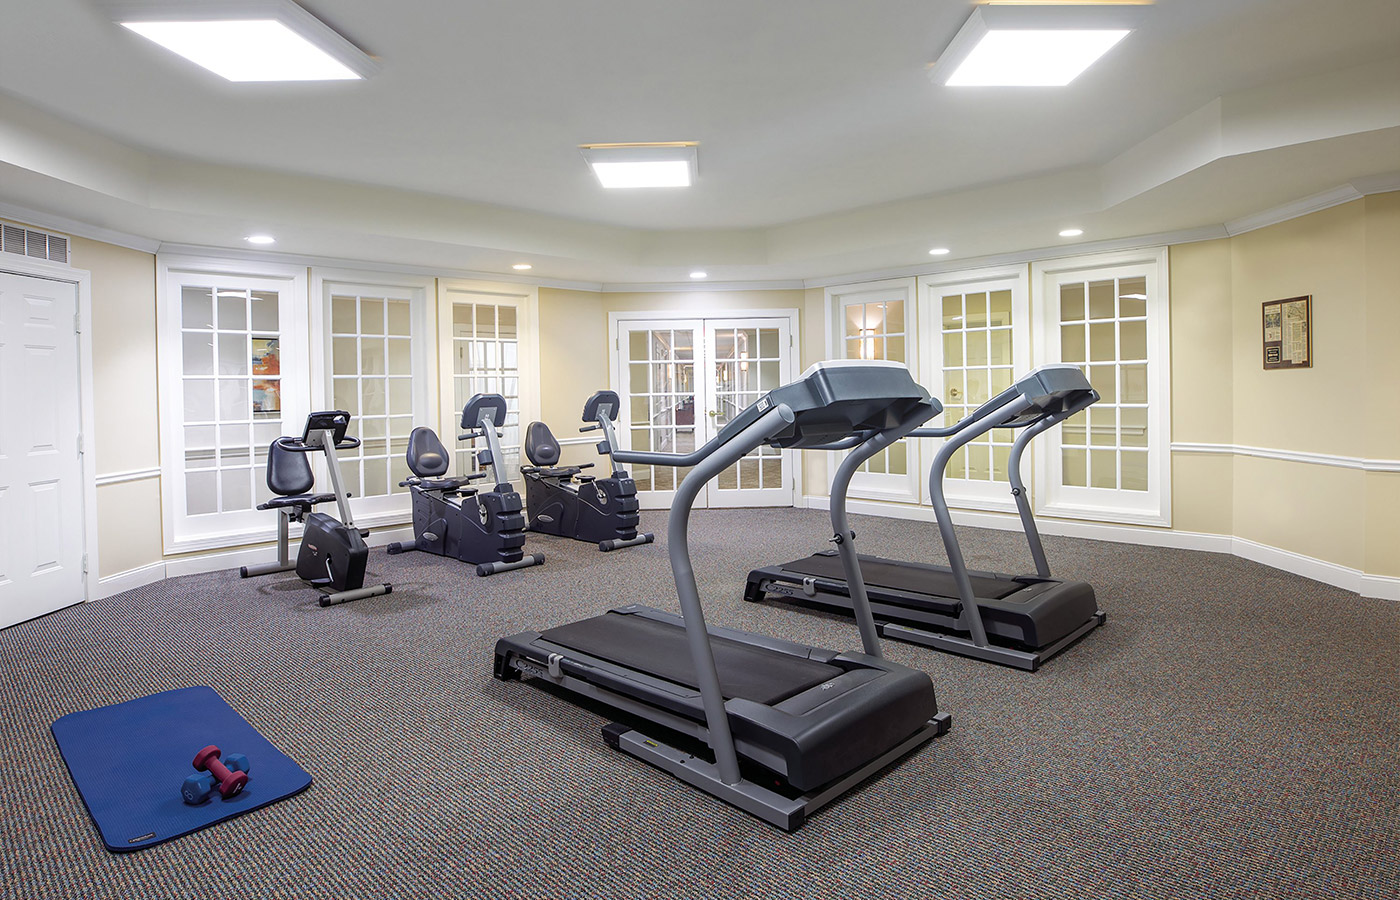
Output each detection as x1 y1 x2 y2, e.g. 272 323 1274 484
1167 239 1236 536
1361 191 1400 577
11 194 1399 590
65 235 164 579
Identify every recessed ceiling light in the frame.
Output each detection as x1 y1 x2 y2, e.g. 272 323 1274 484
690 271 708 279
103 0 378 82
928 5 1142 87
929 247 951 256
1059 228 1084 237
245 234 276 245
580 143 699 189
512 263 533 270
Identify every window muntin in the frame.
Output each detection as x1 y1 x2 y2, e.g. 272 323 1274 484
1058 276 1150 492
624 326 697 494
713 324 786 493
941 288 1017 485
842 298 908 477
158 258 309 553
329 292 416 499
1032 249 1170 527
179 286 286 517
453 302 522 483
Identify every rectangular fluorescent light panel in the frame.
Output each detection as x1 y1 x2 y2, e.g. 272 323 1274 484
930 5 1143 87
580 143 698 189
122 20 359 81
105 0 378 82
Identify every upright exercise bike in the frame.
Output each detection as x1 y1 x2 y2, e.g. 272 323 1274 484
521 390 655 551
241 410 392 607
387 393 545 576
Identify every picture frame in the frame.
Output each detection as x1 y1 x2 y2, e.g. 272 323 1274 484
1262 296 1311 370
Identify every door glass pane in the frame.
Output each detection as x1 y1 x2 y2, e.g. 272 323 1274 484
453 299 520 482
938 285 1016 483
1058 275 1153 495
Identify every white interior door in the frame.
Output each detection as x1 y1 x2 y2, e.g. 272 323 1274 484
614 316 794 510
0 272 85 628
705 318 794 508
616 319 704 509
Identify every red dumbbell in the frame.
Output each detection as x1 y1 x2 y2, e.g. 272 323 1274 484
193 745 249 799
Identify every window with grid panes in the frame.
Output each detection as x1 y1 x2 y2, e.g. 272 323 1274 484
625 326 697 494
713 324 785 493
940 288 1017 485
841 297 908 478
179 286 287 518
329 293 416 500
158 257 309 552
453 302 522 483
1057 277 1150 491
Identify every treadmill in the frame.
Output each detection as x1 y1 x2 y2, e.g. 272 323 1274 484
746 364 1105 672
495 360 951 831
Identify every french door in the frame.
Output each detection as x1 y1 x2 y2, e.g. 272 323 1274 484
613 316 795 509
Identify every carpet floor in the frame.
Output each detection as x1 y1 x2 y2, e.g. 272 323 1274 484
1 508 1397 900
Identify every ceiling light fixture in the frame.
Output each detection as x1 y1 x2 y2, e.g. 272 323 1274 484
689 271 708 279
244 234 276 244
580 143 699 189
102 0 379 82
929 247 951 256
928 4 1144 87
1059 228 1084 237
512 263 533 270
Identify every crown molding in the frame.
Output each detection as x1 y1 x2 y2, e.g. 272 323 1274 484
800 224 1227 289
0 200 160 254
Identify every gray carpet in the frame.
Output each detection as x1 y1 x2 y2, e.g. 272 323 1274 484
2 508 1398 900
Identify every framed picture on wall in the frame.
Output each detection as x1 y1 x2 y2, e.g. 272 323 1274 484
251 338 281 413
1262 296 1311 370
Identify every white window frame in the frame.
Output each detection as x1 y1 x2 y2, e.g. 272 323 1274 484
917 264 1031 512
1032 247 1171 527
437 278 541 480
309 268 436 529
825 277 920 503
156 254 310 553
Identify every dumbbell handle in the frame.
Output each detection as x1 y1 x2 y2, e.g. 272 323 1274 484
201 751 237 783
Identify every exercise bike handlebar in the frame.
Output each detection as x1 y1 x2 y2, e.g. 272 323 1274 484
275 434 362 452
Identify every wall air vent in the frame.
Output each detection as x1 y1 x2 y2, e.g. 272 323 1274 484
2 224 69 264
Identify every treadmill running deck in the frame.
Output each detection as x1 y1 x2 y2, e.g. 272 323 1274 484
540 611 841 706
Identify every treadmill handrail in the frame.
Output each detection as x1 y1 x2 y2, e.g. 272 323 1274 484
607 419 868 465
666 404 798 785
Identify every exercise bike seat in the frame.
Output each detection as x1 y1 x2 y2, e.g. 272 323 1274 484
404 427 484 492
524 421 584 479
258 492 337 511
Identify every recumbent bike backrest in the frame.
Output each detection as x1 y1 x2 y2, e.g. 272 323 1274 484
524 421 561 467
405 427 452 479
265 441 315 497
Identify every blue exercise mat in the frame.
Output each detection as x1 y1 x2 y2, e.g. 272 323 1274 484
51 686 313 852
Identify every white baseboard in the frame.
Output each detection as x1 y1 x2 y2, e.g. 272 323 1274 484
93 561 167 601
800 494 1396 601
93 525 416 598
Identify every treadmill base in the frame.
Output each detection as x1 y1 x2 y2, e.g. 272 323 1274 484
882 610 1106 672
603 713 951 831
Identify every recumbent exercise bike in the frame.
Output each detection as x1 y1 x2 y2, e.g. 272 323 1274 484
387 393 544 576
521 390 654 551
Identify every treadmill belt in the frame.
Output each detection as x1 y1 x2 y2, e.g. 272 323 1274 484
783 553 1022 601
540 612 840 706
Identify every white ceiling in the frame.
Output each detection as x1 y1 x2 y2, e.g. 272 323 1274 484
1 0 1397 285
